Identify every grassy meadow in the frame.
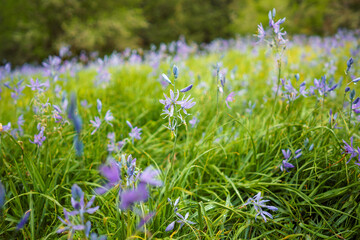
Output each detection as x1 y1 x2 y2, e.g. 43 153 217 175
1 29 360 239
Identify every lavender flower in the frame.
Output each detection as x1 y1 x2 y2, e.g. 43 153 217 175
137 212 155 229
27 78 49 93
0 180 5 208
57 208 85 236
280 149 295 172
90 117 101 135
225 92 235 109
166 197 195 232
310 75 337 97
95 160 121 194
17 209 31 230
257 23 266 42
173 65 179 79
81 100 91 109
347 57 354 73
69 184 99 220
30 125 46 146
139 166 163 187
342 137 358 163
178 95 196 115
2 122 11 132
180 84 193 92
104 110 114 126
159 89 180 117
127 121 142 141
107 132 124 153
119 183 149 210
243 192 278 222
68 94 83 156
162 73 172 85
97 99 102 114
189 117 199 128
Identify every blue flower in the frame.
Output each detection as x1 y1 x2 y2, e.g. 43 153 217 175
244 192 278 222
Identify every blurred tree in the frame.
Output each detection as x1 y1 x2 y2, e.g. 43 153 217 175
0 0 360 65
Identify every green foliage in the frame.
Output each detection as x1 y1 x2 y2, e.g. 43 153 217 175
1 0 360 64
1 34 360 239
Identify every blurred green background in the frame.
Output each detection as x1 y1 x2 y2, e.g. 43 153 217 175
1 0 359 65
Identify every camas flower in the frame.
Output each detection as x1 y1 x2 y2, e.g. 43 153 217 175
30 124 46 146
90 117 101 135
27 78 49 93
104 110 114 126
119 183 148 210
17 209 31 230
95 160 121 194
69 184 99 220
225 92 235 109
127 121 142 141
178 95 196 115
280 149 294 172
347 57 354 73
243 192 278 222
189 117 199 128
57 208 85 236
342 137 358 164
159 89 181 117
0 180 4 209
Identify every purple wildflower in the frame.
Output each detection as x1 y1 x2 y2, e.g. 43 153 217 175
68 94 83 156
257 23 266 42
162 73 172 85
139 166 163 187
57 208 85 236
27 78 49 93
178 95 196 115
30 125 46 146
225 92 235 109
127 121 142 141
17 209 31 230
159 89 180 117
119 183 149 210
97 99 102 114
104 110 114 126
2 122 11 132
95 160 121 194
347 57 354 73
69 184 99 220
81 100 91 109
280 149 295 172
175 212 196 229
342 137 358 163
165 221 176 232
243 192 278 222
180 84 193 92
0 181 5 208
173 65 179 79
189 116 199 128
90 117 101 135
137 212 155 229
352 98 360 114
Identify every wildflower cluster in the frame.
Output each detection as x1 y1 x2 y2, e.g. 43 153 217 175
57 184 105 239
257 8 287 49
159 65 195 133
280 148 302 172
281 76 307 102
